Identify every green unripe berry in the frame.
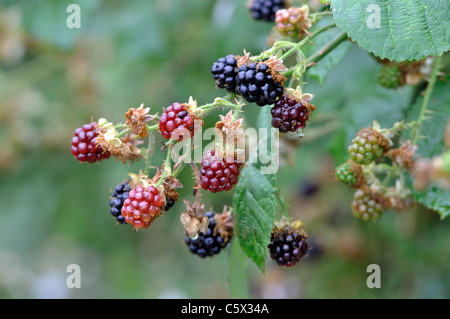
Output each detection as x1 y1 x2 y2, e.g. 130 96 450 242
377 65 403 89
335 163 358 186
348 128 389 165
351 189 384 222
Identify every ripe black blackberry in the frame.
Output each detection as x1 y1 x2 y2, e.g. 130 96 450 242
249 0 286 22
236 62 284 106
110 180 132 224
268 219 308 267
184 211 230 258
211 55 238 92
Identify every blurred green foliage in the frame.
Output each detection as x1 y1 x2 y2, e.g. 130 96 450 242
0 0 449 299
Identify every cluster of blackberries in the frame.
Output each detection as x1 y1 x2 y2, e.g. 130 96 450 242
249 0 286 22
211 57 284 106
110 181 131 224
185 211 229 258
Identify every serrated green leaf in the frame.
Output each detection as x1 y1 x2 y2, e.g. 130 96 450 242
413 185 450 220
330 0 450 61
232 107 280 273
403 76 450 158
233 166 278 273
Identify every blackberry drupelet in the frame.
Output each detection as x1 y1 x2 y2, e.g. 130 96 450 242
211 55 238 92
236 62 284 106
184 211 229 258
110 181 132 224
249 0 286 22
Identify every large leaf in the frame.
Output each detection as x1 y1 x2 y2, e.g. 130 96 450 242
330 0 450 61
233 107 280 272
413 185 450 220
233 166 278 273
403 76 450 158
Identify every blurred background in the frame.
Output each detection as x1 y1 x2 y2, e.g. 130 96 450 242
0 0 449 299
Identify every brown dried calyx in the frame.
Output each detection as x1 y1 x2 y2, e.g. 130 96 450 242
286 86 316 116
264 56 288 84
349 159 366 188
214 110 246 147
162 175 183 207
387 140 417 173
180 200 209 238
125 103 155 138
381 188 415 212
214 206 234 242
273 216 308 239
96 121 143 164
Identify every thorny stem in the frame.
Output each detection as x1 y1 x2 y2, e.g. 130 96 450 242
116 128 130 138
305 31 348 66
155 141 175 187
279 23 337 61
143 133 155 175
411 55 443 145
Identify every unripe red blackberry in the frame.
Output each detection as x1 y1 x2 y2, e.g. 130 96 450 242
159 102 195 141
211 55 238 92
351 188 384 221
184 211 230 258
270 94 312 133
275 6 312 38
377 65 403 88
348 128 389 165
249 0 286 22
121 184 165 229
268 219 308 267
71 122 111 163
335 163 358 186
110 180 132 224
200 149 242 193
236 62 285 106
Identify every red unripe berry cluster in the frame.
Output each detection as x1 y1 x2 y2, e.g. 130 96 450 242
71 122 110 163
200 150 241 193
159 102 195 141
121 185 165 229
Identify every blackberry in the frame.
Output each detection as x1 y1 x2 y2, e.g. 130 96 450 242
268 219 308 267
159 102 195 141
110 180 132 224
121 185 165 230
211 55 238 92
184 211 229 258
348 128 389 165
164 198 175 212
275 6 311 38
71 122 111 163
351 188 384 221
335 162 358 186
249 0 286 22
236 62 284 106
271 95 310 133
377 65 403 89
200 149 241 193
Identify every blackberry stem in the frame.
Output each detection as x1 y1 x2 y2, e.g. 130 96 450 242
410 55 443 145
116 128 130 138
305 31 348 65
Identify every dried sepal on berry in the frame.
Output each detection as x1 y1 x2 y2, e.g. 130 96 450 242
214 110 246 150
125 103 155 138
96 120 143 164
387 140 417 173
275 5 312 38
213 206 234 243
181 200 209 238
264 56 288 84
161 175 183 212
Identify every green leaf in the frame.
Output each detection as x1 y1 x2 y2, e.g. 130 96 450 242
330 0 450 61
232 107 280 273
227 237 250 298
304 18 353 85
403 76 450 158
413 185 450 220
233 166 278 273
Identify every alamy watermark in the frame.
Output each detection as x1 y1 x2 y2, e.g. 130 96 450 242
366 4 381 29
66 264 81 288
66 4 81 29
366 264 381 288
